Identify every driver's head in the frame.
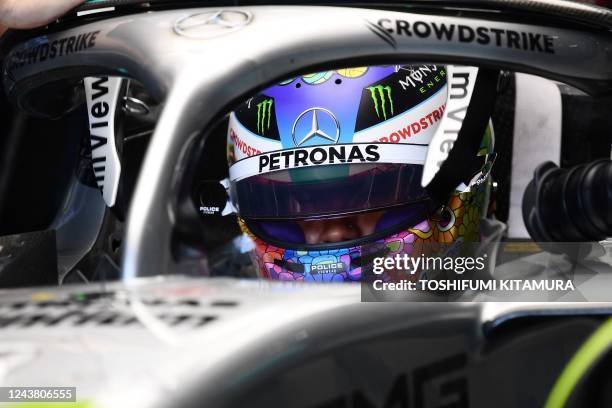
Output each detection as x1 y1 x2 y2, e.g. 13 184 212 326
227 65 493 282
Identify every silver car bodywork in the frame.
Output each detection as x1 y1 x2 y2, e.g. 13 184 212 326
3 6 612 279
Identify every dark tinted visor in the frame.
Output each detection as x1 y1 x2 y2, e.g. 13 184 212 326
248 201 433 247
232 163 429 220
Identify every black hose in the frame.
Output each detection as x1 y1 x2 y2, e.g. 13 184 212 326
522 159 612 243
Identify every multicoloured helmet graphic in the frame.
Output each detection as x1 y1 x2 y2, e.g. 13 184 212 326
226 65 494 282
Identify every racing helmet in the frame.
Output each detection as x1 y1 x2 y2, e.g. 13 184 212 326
226 65 494 282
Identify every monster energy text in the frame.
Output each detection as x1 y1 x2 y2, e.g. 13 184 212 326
368 85 394 120
257 99 274 134
398 65 447 93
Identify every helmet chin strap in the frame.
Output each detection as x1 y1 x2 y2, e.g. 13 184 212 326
424 68 499 207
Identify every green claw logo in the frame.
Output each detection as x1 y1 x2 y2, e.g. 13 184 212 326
257 99 274 134
367 85 394 120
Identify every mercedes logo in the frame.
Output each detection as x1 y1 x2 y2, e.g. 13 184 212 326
174 10 253 39
292 108 341 147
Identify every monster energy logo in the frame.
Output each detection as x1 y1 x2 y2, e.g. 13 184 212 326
257 99 274 134
367 85 394 120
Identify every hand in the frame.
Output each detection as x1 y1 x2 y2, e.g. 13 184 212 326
0 0 84 36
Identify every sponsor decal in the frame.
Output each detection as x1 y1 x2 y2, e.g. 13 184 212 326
368 85 395 120
7 31 100 72
311 353 467 408
292 107 341 146
368 18 555 54
378 104 446 143
0 310 214 328
196 180 232 217
0 296 214 328
228 112 282 161
258 144 380 173
174 10 253 39
199 206 220 215
466 152 496 190
84 76 123 207
365 19 399 48
229 128 263 157
356 68 447 133
438 72 471 167
257 99 274 135
421 66 478 186
310 263 346 273
310 255 347 275
233 95 281 140
230 143 428 182
396 65 447 93
354 83 447 145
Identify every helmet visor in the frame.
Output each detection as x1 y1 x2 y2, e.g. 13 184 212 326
231 162 431 220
